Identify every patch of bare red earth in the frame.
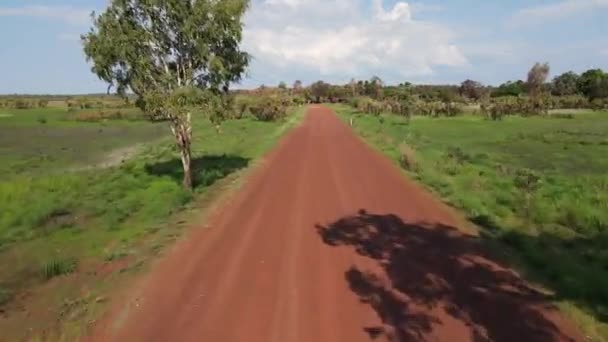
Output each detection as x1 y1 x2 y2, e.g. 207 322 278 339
88 106 583 342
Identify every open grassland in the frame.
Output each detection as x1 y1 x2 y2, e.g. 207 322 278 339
332 104 608 339
0 108 163 177
0 105 305 339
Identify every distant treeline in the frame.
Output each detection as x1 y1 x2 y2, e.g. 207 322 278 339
238 66 608 110
0 95 135 110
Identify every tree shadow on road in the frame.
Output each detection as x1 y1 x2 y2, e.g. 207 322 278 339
145 154 249 189
316 210 577 342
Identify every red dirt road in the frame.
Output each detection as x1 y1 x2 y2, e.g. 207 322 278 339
90 106 583 342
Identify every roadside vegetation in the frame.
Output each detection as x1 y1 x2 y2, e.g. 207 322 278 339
326 63 608 339
0 99 305 339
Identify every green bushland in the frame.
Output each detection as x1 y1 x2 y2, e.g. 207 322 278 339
232 94 304 121
332 104 608 338
0 105 305 320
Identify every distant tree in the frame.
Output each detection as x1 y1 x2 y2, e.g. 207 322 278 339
310 81 330 103
551 71 580 96
527 62 550 97
278 81 287 90
459 79 484 100
82 0 250 189
293 80 303 93
578 69 608 100
369 76 383 99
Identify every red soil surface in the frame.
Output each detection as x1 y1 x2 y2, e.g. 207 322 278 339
88 106 583 342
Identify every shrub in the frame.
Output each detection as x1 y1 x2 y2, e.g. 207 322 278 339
350 96 382 116
549 95 589 109
514 169 542 219
73 109 145 122
233 96 251 119
41 258 77 280
398 143 417 171
445 147 470 165
14 99 32 109
249 96 288 121
590 98 608 111
481 96 551 119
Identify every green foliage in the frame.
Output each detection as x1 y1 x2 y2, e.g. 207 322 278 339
248 96 289 121
590 98 608 111
552 71 580 96
579 69 608 100
42 258 77 280
82 0 250 101
492 80 526 97
309 81 331 102
514 169 542 218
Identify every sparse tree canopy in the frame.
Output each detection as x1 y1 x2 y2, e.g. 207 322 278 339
293 80 303 91
82 0 250 189
278 81 287 90
527 62 550 96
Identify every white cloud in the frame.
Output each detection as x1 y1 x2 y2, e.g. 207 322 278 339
410 3 444 14
373 0 412 21
243 0 467 84
0 5 91 25
509 0 608 27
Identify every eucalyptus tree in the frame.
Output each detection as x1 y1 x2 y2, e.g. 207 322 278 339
82 0 250 189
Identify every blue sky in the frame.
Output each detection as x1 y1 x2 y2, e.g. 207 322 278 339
0 0 606 94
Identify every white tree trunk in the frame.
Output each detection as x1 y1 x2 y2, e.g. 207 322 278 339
170 113 193 190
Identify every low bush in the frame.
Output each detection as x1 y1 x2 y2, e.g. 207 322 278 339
248 96 289 121
41 258 77 280
73 109 144 122
398 143 417 171
481 96 551 120
549 95 589 109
